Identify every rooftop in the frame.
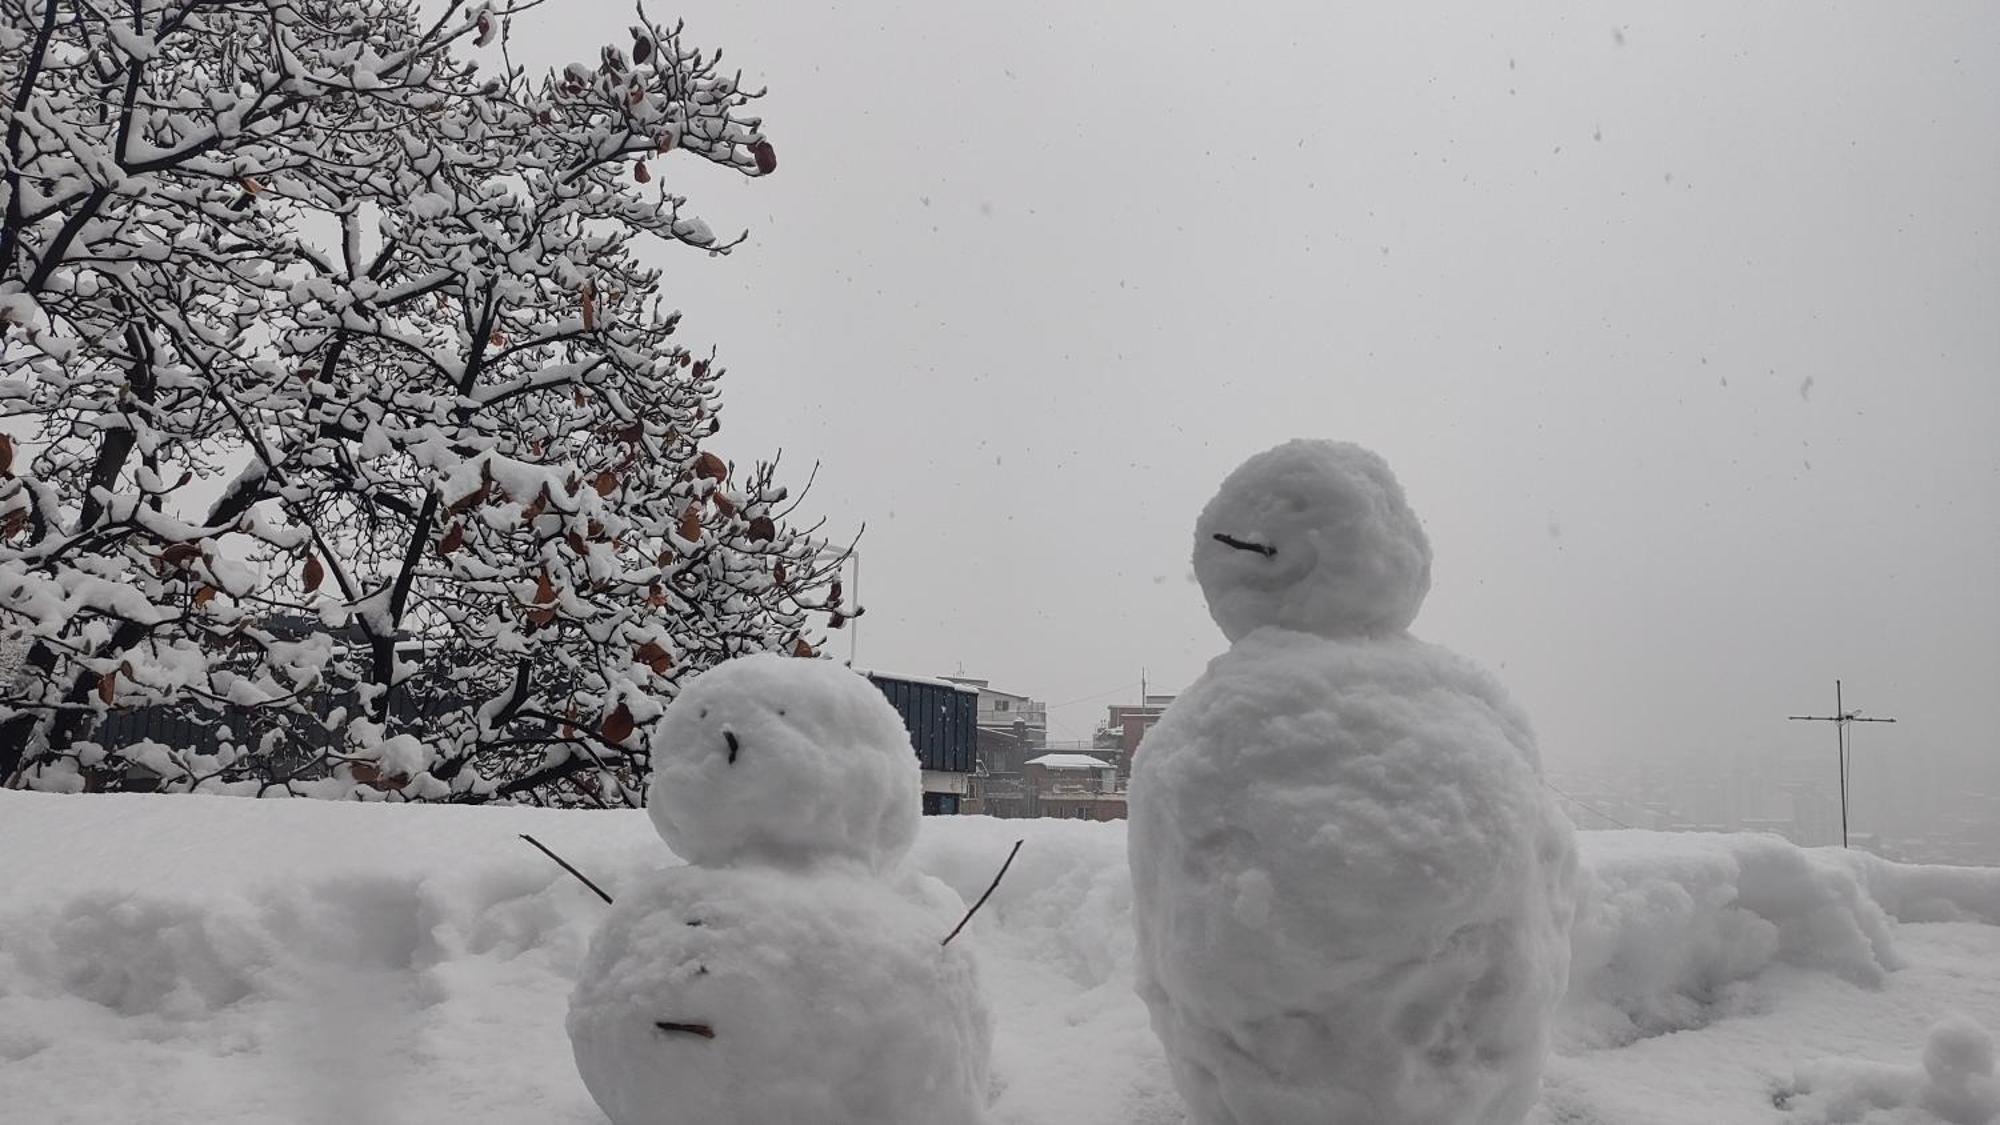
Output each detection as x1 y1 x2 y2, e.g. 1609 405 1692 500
1026 753 1115 771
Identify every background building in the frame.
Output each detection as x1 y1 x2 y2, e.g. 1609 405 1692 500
1096 694 1176 775
1022 752 1126 821
865 672 979 815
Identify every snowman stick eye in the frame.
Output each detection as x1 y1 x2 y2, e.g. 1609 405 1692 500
1213 532 1277 558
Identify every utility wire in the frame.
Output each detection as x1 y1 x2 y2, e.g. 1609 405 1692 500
1045 681 1144 711
1541 778 1636 830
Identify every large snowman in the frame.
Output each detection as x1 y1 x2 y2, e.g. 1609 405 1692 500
1128 440 1577 1125
567 654 992 1125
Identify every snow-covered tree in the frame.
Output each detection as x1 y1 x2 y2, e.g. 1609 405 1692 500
0 0 852 804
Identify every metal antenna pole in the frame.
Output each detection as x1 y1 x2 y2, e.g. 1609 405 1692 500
1788 679 1898 848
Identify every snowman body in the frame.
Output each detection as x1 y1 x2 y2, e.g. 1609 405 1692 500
1128 441 1576 1125
567 654 992 1125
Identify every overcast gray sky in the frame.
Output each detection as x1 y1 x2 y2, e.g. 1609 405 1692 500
518 1 1998 779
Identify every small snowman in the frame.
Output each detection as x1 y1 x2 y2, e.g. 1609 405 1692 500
567 653 992 1125
1128 440 1577 1125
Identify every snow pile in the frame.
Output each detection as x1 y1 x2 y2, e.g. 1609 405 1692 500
0 790 1998 1124
1782 1016 2000 1124
1838 852 2000 927
907 817 1179 1123
1567 830 1905 1048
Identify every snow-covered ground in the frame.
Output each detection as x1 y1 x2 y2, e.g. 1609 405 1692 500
1 792 1996 1124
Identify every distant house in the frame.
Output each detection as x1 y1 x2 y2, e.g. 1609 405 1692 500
1022 751 1126 821
865 672 979 815
942 676 1048 750
1097 694 1175 773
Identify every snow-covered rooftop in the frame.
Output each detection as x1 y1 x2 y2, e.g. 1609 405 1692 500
1025 753 1113 771
859 669 982 694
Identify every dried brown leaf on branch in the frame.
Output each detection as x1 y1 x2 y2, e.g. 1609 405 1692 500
302 554 325 592
0 433 13 477
694 452 727 481
677 505 702 542
634 641 673 675
97 670 117 705
603 702 636 744
746 515 776 542
521 485 551 524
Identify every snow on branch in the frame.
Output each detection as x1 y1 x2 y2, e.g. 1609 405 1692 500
1 0 853 805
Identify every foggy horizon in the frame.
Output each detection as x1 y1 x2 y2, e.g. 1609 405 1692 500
509 2 1998 796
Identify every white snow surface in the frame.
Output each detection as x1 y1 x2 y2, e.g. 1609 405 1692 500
567 864 990 1125
1192 439 1432 642
3 793 2000 1124
1785 1016 2000 1125
1130 629 1578 1125
646 653 923 873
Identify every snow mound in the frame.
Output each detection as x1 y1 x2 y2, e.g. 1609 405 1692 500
0 791 1997 1124
1783 1015 2000 1124
1567 831 1903 1048
1839 852 2000 927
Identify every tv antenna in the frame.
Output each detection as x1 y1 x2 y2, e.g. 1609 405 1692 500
1787 679 1896 848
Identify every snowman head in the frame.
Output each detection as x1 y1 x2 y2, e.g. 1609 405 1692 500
1193 440 1432 642
647 654 921 872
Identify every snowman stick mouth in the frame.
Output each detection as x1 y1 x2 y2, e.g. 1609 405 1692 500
724 730 741 765
655 1020 717 1039
1213 532 1277 558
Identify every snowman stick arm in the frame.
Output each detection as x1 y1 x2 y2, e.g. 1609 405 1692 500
519 833 615 905
941 839 1024 947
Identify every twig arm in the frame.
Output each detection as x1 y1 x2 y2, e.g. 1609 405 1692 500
520 833 615 904
942 839 1024 947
